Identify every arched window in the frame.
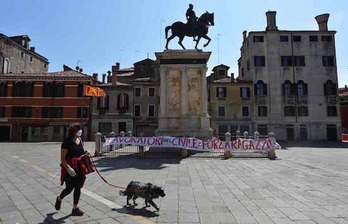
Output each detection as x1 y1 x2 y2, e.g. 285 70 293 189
297 80 308 96
325 80 336 95
117 94 129 110
284 80 291 96
3 58 10 74
13 81 34 97
254 80 267 96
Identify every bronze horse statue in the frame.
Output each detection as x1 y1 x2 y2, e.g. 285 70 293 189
165 12 214 50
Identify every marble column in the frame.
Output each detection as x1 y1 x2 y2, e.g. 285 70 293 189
181 67 188 115
201 67 208 115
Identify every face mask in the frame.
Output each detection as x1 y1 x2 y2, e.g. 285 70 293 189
77 130 82 137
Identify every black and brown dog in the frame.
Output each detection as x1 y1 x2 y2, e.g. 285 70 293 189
119 181 165 210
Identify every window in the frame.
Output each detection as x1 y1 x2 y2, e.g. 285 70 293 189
241 68 244 77
21 51 25 58
255 80 267 96
324 80 337 95
117 94 129 110
44 63 47 69
283 80 291 96
0 82 7 97
218 125 228 140
3 58 10 73
253 36 264 42
284 106 295 116
12 107 31 117
247 60 250 70
297 81 308 96
98 122 112 133
281 56 292 66
327 106 337 117
294 56 305 66
218 106 225 117
257 125 268 136
43 82 64 97
258 106 267 117
242 106 249 117
78 83 84 97
321 35 332 42
13 82 34 97
298 106 308 116
309 35 318 42
42 107 63 118
134 105 141 117
0 107 5 117
240 87 250 99
97 95 109 110
293 35 301 42
216 87 226 98
30 56 33 62
148 88 155 97
254 56 265 67
218 70 225 77
280 36 289 42
240 125 249 133
77 107 88 118
148 105 155 117
135 88 141 97
230 125 238 135
322 56 335 67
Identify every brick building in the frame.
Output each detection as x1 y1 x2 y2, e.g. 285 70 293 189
0 33 49 74
0 65 93 141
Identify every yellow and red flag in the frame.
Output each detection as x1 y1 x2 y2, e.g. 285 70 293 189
84 85 106 97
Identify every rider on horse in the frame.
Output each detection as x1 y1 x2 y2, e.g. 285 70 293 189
186 4 198 41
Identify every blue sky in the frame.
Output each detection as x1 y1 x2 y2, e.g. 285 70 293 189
1 0 347 86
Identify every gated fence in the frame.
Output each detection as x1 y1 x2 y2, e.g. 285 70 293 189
94 131 278 159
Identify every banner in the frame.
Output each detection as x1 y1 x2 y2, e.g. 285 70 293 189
84 85 106 97
342 134 348 143
105 136 277 152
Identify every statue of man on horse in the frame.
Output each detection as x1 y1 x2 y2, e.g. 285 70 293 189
165 4 214 50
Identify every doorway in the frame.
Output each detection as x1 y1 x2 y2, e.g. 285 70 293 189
286 125 294 141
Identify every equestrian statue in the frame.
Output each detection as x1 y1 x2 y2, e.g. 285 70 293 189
165 4 214 50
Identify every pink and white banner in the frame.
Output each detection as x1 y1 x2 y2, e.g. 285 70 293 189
105 136 278 152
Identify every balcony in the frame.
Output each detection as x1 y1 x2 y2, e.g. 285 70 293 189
327 95 338 105
255 95 266 105
283 95 295 105
298 96 308 105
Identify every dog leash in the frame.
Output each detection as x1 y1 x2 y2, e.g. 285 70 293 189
89 155 127 190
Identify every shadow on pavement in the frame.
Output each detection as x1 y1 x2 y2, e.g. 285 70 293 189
278 140 348 149
112 206 159 218
93 156 182 172
39 212 71 224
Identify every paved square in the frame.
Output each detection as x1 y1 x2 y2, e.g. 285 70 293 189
0 142 348 223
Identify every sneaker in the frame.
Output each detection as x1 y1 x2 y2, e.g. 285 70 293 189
55 196 61 210
71 207 84 216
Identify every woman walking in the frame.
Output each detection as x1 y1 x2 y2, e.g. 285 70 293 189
55 123 87 216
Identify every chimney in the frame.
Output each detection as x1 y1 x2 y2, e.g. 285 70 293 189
315 13 330 31
102 73 106 84
107 70 111 83
266 11 278 31
231 73 235 82
112 73 117 85
345 85 347 91
30 47 35 52
93 73 98 81
115 62 120 71
243 31 247 42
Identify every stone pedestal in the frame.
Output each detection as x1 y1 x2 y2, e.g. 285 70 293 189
155 50 213 138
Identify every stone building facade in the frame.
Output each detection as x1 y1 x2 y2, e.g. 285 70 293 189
238 11 341 141
132 59 160 136
207 65 254 139
0 65 93 141
91 65 134 137
0 34 49 74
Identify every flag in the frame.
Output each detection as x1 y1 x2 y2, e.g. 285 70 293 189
84 85 106 97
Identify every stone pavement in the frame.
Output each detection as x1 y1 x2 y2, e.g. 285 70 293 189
0 142 348 224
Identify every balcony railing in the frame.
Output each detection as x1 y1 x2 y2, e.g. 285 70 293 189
283 95 295 105
327 95 338 105
255 95 266 105
298 95 308 105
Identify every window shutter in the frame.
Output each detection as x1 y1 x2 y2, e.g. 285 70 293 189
254 84 257 96
240 87 242 97
106 95 109 110
324 84 328 96
216 87 219 98
125 94 129 109
97 98 100 109
333 84 337 95
263 84 267 95
247 88 250 97
117 94 120 109
223 88 226 97
304 83 308 96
